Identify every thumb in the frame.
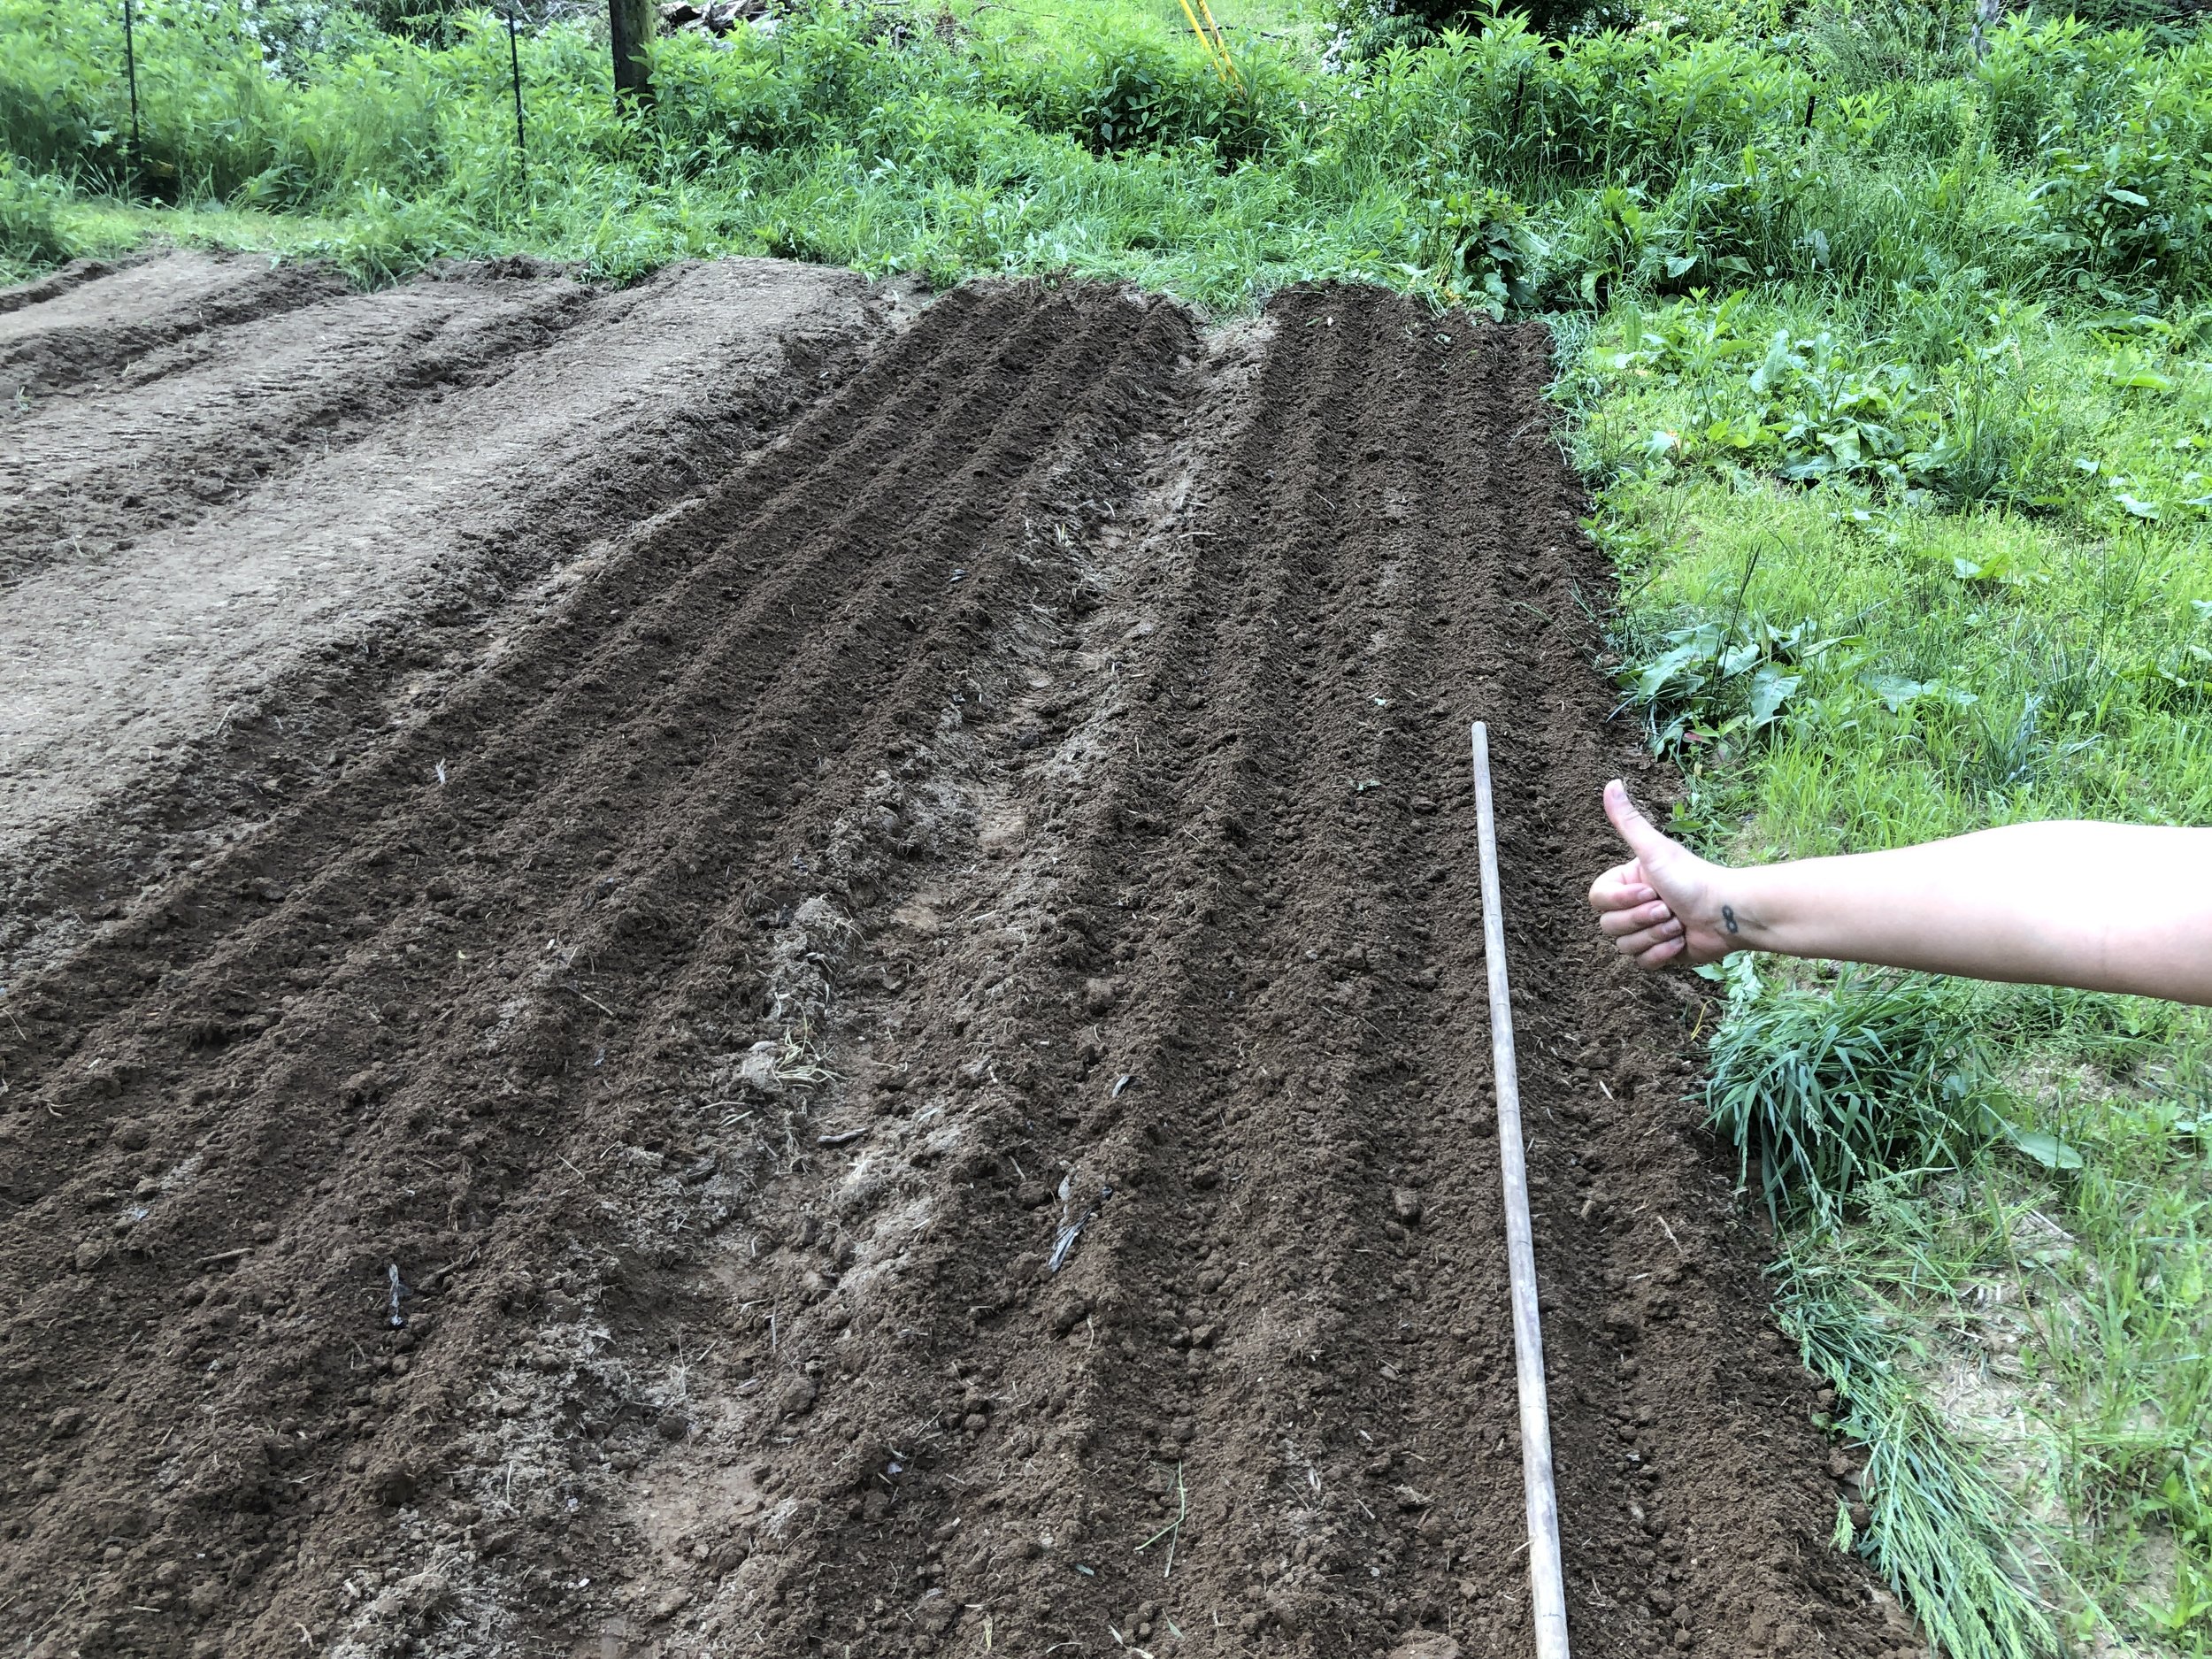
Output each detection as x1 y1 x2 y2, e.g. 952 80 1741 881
1603 780 1680 868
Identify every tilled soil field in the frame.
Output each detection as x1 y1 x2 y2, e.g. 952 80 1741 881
0 260 1917 1659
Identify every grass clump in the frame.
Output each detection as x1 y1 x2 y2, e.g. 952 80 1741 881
1778 1213 2062 1659
1707 963 1989 1225
0 152 68 278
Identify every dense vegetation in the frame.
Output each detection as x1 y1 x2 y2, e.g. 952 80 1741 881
5 0 2211 1649
7 0 2212 302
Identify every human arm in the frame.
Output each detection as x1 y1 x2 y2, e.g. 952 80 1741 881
1587 780 2212 1006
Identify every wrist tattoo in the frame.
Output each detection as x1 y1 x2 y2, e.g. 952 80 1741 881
1721 904 1740 935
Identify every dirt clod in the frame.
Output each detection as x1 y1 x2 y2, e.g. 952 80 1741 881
772 1375 819 1419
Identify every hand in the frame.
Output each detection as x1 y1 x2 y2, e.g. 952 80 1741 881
1587 781 1738 970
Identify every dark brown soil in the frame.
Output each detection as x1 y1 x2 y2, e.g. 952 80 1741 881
0 270 1911 1659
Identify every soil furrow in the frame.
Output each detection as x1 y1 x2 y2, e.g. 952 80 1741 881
0 288 1148 1228
0 257 886 988
0 264 1915 1659
0 281 1208 1657
0 285 1155 1262
1036 289 1417 1648
0 252 349 397
747 310 1342 1647
0 275 597 585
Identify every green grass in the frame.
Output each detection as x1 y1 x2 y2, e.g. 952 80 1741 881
1573 289 2212 864
1572 280 2212 1649
1695 953 2212 1652
1707 964 1991 1226
36 194 344 269
8 0 2212 1647
1778 1196 2064 1659
1763 1014 2212 1653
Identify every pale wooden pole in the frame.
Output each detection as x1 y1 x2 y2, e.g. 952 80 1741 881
1471 721 1571 1659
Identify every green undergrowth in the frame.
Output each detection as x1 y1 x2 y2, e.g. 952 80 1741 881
10 0 2212 1650
1694 959 2212 1654
1569 271 2212 1651
11 0 2212 301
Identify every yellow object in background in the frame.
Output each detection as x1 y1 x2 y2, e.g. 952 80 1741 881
1175 0 1240 89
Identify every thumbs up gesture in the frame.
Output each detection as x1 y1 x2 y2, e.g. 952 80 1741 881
1587 781 1740 970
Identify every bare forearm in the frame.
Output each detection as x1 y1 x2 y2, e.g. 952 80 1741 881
1718 821 2212 1004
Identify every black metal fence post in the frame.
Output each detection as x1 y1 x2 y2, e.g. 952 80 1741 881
609 0 654 111
122 0 142 188
506 0 527 181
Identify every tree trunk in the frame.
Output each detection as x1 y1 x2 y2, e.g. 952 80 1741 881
610 0 655 110
1970 0 2002 59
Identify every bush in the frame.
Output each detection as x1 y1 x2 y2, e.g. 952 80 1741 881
1802 0 1976 94
1342 13 1435 61
0 154 69 274
2031 119 2212 300
1406 180 1542 311
980 29 1303 159
1332 19 1808 195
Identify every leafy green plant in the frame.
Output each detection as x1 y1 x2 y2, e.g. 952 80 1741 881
1341 13 1435 61
1078 44 1172 152
2032 121 2212 299
1407 180 1542 312
1333 0 1631 49
1618 611 1838 752
0 152 67 275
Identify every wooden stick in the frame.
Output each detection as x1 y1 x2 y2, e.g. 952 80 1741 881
1470 722 1571 1659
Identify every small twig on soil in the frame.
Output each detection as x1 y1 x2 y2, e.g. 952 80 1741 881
818 1129 866 1148
565 984 618 1020
1656 1215 1686 1258
1134 1462 1188 1578
197 1248 251 1269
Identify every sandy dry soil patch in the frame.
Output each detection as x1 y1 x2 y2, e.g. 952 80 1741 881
0 259 1918 1659
1 251 899 981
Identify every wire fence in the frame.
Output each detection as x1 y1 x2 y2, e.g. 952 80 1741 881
111 0 557 195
